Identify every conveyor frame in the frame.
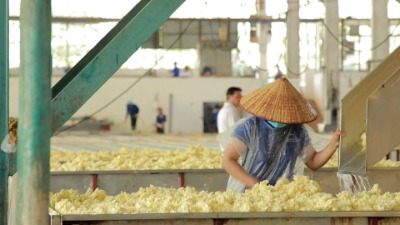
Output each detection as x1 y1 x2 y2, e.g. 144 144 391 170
50 168 400 195
49 210 400 225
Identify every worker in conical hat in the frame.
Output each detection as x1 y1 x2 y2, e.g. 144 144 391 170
220 77 343 193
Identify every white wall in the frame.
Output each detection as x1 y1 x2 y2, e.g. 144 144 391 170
8 72 261 134
8 69 366 134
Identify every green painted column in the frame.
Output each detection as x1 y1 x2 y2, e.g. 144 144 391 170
0 0 9 224
18 0 52 224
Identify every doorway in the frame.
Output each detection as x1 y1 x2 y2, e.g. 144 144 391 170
203 102 222 133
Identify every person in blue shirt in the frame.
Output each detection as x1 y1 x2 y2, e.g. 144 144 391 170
126 100 139 131
172 62 180 77
220 77 343 193
155 107 167 134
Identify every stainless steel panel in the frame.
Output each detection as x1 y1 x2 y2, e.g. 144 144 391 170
311 168 400 193
60 211 400 221
379 218 400 225
52 211 400 225
97 172 179 195
79 219 214 225
49 208 62 225
340 46 400 175
366 169 400 192
367 71 400 169
50 173 93 193
224 218 366 225
183 171 229 192
50 170 230 195
309 169 341 194
50 168 400 195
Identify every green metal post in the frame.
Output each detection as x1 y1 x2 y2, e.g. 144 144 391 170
18 0 52 225
0 0 9 224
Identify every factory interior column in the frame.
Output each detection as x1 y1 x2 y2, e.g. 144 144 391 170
323 0 339 125
371 0 389 70
286 0 300 77
17 0 52 224
256 0 270 82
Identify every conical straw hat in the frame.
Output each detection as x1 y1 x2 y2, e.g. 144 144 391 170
240 76 317 124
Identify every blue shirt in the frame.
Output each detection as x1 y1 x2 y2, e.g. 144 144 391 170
127 104 139 116
230 117 310 191
172 67 180 77
156 114 166 123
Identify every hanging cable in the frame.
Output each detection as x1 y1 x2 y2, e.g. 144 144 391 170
321 18 400 52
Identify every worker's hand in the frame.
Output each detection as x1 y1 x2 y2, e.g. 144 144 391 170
330 126 344 150
248 177 260 188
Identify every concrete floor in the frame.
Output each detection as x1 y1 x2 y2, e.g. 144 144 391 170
51 132 221 151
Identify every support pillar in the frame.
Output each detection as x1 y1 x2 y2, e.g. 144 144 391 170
371 0 389 70
0 0 9 224
286 0 300 77
323 0 339 125
256 0 270 82
17 0 52 225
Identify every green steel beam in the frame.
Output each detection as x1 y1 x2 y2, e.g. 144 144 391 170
0 0 9 224
51 0 185 133
17 0 52 225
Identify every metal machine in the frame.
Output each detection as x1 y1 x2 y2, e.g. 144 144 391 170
339 46 400 178
46 14 400 225
50 167 400 196
47 45 400 223
49 210 400 225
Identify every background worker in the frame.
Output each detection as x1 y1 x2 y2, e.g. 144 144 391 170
126 100 140 131
221 77 343 193
155 107 167 134
172 62 180 77
1 117 18 225
217 87 242 134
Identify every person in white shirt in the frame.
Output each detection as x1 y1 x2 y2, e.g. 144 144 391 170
180 66 193 78
217 87 242 134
